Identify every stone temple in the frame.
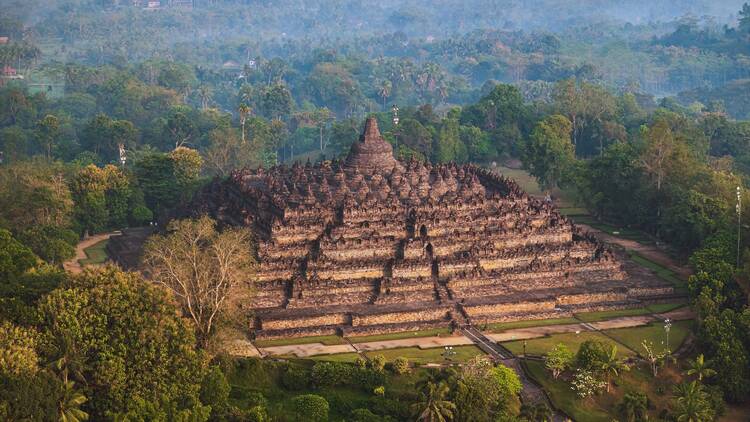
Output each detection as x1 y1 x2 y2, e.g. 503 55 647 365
195 117 676 340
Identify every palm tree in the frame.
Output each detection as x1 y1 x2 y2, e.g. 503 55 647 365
600 345 629 393
411 381 456 422
686 354 716 382
198 85 213 110
238 103 251 143
59 380 89 422
674 382 714 422
520 402 552 422
619 392 648 422
378 80 392 111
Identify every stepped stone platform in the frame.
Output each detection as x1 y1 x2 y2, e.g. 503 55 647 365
190 117 674 340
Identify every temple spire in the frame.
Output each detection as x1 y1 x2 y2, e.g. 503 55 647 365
344 117 398 174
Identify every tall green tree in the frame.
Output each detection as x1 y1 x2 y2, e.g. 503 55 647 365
521 114 575 189
411 381 456 422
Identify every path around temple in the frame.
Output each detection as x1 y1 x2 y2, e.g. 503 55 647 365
63 231 120 274
575 222 692 280
256 307 693 358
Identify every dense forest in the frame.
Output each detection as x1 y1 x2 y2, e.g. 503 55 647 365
2 1 750 421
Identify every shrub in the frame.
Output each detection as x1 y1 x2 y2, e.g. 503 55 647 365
391 357 410 375
292 394 329 422
350 408 382 422
245 391 268 408
370 354 386 373
281 366 309 390
130 205 153 225
571 368 607 398
311 361 353 387
355 356 367 368
200 366 230 412
575 339 611 370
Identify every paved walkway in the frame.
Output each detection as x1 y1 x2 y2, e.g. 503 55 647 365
256 308 694 358
63 231 120 274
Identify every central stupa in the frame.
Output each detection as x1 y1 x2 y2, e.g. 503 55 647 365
194 118 676 339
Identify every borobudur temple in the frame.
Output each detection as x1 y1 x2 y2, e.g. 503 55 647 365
194 117 676 340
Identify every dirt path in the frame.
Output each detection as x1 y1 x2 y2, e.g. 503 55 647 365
63 231 120 274
575 223 693 280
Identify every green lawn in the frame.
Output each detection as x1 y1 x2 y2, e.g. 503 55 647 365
494 166 578 208
524 353 688 422
603 320 693 355
365 345 484 365
78 239 110 266
254 334 348 348
574 307 653 322
502 331 634 358
628 251 688 293
347 328 452 343
646 302 687 314
309 352 363 363
524 360 611 422
571 216 654 244
484 317 579 333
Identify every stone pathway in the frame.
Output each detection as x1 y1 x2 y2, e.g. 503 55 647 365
256 307 694 358
63 231 120 274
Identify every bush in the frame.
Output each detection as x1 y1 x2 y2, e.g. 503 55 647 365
281 366 309 390
369 354 386 373
292 394 329 422
355 356 367 368
575 339 611 370
200 366 230 412
350 408 382 422
373 386 385 396
130 205 153 225
245 391 268 408
311 361 353 387
391 357 410 375
353 366 386 391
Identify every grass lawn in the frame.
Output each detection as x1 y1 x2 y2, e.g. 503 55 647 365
347 328 451 343
571 216 654 244
646 302 687 314
494 166 577 208
603 320 694 355
365 345 484 365
308 352 363 363
78 239 109 266
525 359 686 422
484 317 579 333
254 334 348 348
628 251 688 293
574 307 653 322
502 331 634 358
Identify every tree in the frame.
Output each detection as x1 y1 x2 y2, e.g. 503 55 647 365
291 394 328 422
521 114 575 189
370 354 386 373
58 380 89 422
0 321 39 377
575 339 611 371
454 357 519 421
618 391 648 422
673 382 715 422
570 368 606 399
411 381 456 422
599 345 629 393
204 126 264 177
39 267 207 420
200 366 230 415
238 103 251 143
36 114 60 160
392 357 410 375
639 119 674 192
544 343 573 379
378 80 392 110
0 229 38 282
686 354 716 382
641 340 668 377
434 118 466 163
142 216 256 348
